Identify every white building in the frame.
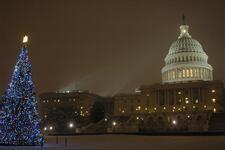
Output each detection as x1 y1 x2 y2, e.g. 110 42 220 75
161 19 213 83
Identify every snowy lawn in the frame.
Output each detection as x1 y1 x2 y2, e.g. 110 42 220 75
0 135 225 150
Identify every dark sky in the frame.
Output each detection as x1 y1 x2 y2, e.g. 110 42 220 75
0 0 225 96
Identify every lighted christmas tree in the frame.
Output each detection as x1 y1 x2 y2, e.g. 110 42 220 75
0 36 44 146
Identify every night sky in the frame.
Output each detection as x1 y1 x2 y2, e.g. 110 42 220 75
0 0 225 96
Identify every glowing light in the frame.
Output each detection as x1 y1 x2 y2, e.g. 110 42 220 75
213 108 216 113
104 118 108 122
185 100 189 104
178 91 181 95
172 120 177 125
212 98 216 102
182 29 187 33
49 126 53 130
44 127 47 131
163 107 166 110
69 123 74 128
112 121 117 126
212 90 215 93
23 35 28 43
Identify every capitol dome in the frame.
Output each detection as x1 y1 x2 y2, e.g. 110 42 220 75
161 19 213 83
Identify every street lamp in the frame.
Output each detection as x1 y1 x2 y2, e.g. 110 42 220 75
69 122 74 128
112 121 117 126
172 120 177 125
49 126 53 130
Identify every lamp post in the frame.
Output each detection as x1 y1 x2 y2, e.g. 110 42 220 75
68 122 75 134
112 121 117 132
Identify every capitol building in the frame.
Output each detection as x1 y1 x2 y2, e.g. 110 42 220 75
40 18 225 133
162 20 213 83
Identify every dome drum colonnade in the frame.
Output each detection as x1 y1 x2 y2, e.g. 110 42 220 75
161 19 213 83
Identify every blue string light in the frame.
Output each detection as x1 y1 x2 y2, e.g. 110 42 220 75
0 45 44 146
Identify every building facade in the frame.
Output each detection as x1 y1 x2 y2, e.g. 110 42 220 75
112 19 225 132
39 18 225 133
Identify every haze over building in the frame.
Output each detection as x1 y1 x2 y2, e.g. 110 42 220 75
40 18 225 133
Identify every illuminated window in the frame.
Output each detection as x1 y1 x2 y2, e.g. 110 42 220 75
138 106 141 110
172 71 175 79
194 69 197 77
190 69 193 77
183 69 186 77
186 69 189 77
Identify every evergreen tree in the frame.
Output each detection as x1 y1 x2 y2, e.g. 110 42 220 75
0 36 44 146
90 101 105 123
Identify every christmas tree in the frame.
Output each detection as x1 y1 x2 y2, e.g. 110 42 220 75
0 36 44 146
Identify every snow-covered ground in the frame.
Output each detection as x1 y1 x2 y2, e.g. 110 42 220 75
0 135 225 150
